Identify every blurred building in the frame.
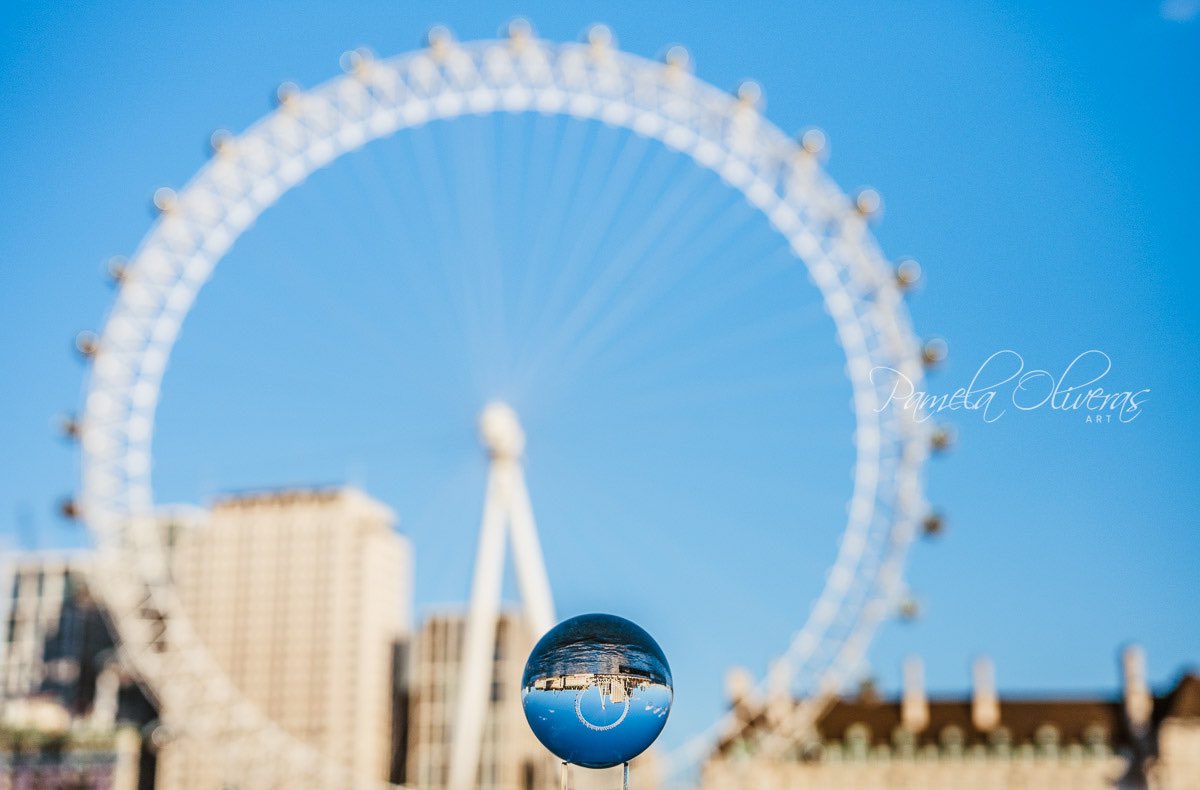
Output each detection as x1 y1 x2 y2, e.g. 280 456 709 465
406 609 660 790
703 646 1200 789
408 609 555 790
0 554 156 789
156 487 412 788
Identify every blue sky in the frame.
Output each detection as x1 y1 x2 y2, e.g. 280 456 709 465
2 0 1198 754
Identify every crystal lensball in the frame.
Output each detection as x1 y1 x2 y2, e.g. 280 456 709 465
521 613 672 768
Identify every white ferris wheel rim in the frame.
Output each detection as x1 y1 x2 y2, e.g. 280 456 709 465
78 27 930 786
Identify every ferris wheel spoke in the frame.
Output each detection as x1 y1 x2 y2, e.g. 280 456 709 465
558 209 811 402
403 123 492 394
533 176 741 387
518 124 657 367
512 154 711 400
566 229 795 387
510 115 593 344
447 117 510 373
350 138 458 335
358 135 481 370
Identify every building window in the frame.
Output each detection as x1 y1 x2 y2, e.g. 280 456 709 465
1035 723 1060 757
989 725 1012 757
845 723 870 760
940 724 964 756
891 725 915 758
1083 723 1109 756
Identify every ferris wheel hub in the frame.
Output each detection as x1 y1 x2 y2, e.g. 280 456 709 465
479 401 525 460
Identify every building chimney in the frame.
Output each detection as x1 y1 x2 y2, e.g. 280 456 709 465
726 666 753 707
1122 644 1152 737
901 656 929 733
726 665 763 729
971 656 1000 732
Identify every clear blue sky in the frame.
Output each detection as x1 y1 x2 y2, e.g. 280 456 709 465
2 0 1198 754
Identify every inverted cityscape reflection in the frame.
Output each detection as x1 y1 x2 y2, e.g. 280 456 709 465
522 613 672 769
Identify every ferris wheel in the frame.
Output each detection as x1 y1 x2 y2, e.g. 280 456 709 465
73 21 939 788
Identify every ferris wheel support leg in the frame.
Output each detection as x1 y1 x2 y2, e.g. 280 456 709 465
506 463 556 639
447 463 509 790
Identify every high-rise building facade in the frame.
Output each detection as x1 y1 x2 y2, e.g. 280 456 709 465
157 487 412 788
408 610 557 790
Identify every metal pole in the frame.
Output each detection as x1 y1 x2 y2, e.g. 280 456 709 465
561 761 570 790
451 405 559 790
446 462 509 790
508 463 557 638
623 761 630 790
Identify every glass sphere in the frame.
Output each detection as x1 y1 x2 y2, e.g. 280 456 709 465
521 613 672 768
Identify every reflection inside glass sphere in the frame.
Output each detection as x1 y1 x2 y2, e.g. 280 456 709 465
522 613 672 769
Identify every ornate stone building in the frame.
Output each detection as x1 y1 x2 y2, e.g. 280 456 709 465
704 646 1200 789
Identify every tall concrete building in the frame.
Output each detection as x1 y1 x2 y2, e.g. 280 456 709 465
703 646 1200 789
157 487 412 788
408 609 557 790
406 609 661 790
